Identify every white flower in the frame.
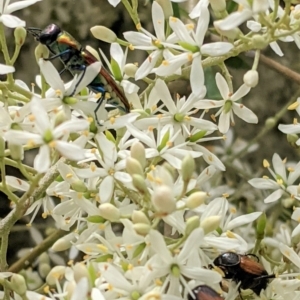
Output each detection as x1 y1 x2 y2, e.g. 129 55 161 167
0 0 41 28
156 7 233 96
248 153 300 203
124 1 180 80
134 79 217 137
38 59 107 123
217 0 270 30
126 123 202 169
4 97 89 173
194 73 258 133
146 228 222 296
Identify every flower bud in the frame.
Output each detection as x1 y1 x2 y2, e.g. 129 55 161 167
126 157 144 177
186 191 207 209
0 136 5 157
91 26 117 43
99 203 120 222
39 263 51 278
287 134 300 149
185 216 200 235
52 232 76 252
46 266 66 286
73 263 89 283
155 0 173 18
8 142 24 160
34 43 49 61
14 27 27 46
11 274 27 295
200 216 221 234
152 185 176 214
265 117 276 129
124 63 138 78
243 70 259 87
38 252 50 265
132 174 148 194
252 34 268 50
214 20 240 39
210 0 226 12
130 141 146 169
256 212 266 239
71 180 87 192
133 223 151 235
132 210 150 225
182 154 195 182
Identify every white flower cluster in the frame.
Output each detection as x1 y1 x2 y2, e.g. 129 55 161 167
1 0 300 300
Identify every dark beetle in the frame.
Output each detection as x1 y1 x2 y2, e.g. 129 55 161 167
188 285 223 300
213 252 275 295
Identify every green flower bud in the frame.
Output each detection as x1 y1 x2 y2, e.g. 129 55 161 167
8 142 24 160
152 185 176 214
265 117 276 129
131 142 146 169
287 134 300 149
14 27 27 46
256 212 266 239
200 216 221 234
99 203 120 222
243 70 259 87
0 136 5 157
90 26 117 43
34 43 49 61
38 263 51 278
124 63 138 78
46 266 66 286
186 191 207 209
11 274 27 295
52 233 76 252
126 157 144 177
132 210 150 225
38 252 50 265
132 174 148 194
252 34 268 50
185 216 200 236
133 223 151 235
182 154 195 182
71 180 87 192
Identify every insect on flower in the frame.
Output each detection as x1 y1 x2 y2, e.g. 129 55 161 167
213 252 275 295
188 285 223 300
27 24 130 124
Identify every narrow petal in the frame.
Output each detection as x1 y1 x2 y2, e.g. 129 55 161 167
217 10 253 31
99 176 114 203
152 1 165 41
0 64 15 74
7 0 41 13
194 99 224 109
190 56 205 96
232 103 258 123
194 6 209 45
215 73 229 100
218 111 230 133
31 97 50 132
34 145 50 173
169 17 195 44
231 84 250 101
264 189 284 203
248 178 280 189
0 14 25 27
123 31 152 46
155 79 177 113
278 124 300 134
201 42 233 56
55 141 86 161
272 153 287 181
135 50 161 80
